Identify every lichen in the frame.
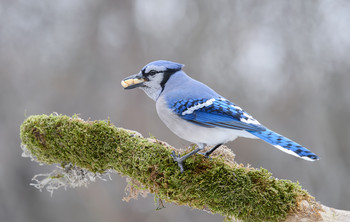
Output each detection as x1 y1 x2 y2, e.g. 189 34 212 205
29 162 112 196
20 114 313 222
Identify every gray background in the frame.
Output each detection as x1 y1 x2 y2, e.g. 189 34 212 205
1 0 350 221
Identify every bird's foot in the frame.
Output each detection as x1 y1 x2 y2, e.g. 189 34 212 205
171 147 203 173
198 144 222 160
197 151 212 160
171 151 185 173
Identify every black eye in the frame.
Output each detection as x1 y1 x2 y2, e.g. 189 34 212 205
148 70 157 76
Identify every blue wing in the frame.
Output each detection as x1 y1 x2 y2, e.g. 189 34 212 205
171 97 265 132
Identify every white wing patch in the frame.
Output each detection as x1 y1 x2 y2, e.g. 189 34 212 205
182 98 216 115
180 96 260 126
145 65 166 73
239 111 260 125
218 98 260 125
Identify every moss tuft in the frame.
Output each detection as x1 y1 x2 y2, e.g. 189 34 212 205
20 114 313 221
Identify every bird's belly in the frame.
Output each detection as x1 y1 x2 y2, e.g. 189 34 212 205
156 98 256 145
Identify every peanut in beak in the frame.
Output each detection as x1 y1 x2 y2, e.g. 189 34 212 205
121 78 145 88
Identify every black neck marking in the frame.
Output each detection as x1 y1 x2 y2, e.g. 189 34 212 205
160 70 178 92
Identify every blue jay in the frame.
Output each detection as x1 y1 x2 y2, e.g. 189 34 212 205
121 60 319 172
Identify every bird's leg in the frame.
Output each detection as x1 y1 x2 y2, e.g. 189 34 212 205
171 144 204 173
198 143 223 159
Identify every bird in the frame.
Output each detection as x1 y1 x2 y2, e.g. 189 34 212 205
121 60 319 172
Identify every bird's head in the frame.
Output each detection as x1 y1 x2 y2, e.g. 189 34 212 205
121 60 184 100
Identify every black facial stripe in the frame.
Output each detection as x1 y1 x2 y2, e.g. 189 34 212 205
143 70 161 77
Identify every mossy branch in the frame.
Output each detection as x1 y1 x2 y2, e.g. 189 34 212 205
20 114 349 221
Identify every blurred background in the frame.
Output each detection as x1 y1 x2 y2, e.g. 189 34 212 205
1 0 350 221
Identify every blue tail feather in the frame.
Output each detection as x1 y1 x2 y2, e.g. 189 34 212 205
248 128 319 161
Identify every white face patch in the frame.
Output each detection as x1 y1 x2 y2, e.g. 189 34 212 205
140 74 165 101
182 98 216 115
145 65 166 74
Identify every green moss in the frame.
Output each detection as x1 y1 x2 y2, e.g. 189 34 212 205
20 114 311 221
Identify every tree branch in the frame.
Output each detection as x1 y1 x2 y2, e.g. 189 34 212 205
20 114 349 221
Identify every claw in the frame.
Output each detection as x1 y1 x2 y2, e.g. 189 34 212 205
171 151 185 173
171 151 181 159
178 163 184 173
170 147 203 173
171 151 176 158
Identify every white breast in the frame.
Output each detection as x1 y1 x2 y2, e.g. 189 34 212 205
156 97 257 146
